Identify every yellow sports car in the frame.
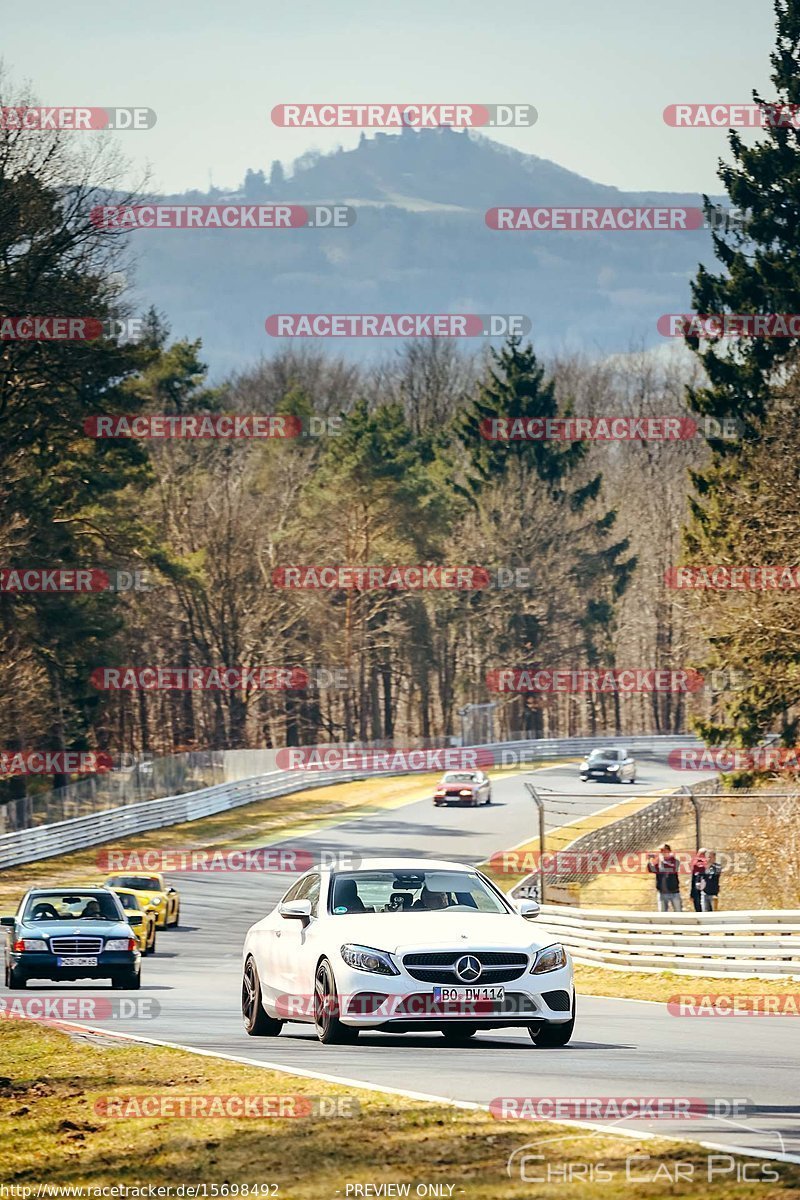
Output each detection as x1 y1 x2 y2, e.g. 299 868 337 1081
103 873 180 929
110 887 157 954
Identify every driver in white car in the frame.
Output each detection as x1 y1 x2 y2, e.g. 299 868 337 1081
411 886 449 911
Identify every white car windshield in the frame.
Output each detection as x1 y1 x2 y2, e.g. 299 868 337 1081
588 748 619 761
329 870 507 914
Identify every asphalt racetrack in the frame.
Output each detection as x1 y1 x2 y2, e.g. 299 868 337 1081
16 754 800 1161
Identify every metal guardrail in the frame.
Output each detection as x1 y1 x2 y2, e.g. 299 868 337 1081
0 734 702 871
0 733 698 834
0 767 359 871
533 904 800 978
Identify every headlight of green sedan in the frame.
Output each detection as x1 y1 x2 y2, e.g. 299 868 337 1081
530 944 568 974
105 937 136 951
20 938 48 951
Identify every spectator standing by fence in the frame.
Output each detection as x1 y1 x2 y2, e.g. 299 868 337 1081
690 848 709 912
648 843 682 911
702 851 722 910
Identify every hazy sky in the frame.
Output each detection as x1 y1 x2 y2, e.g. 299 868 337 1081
3 0 776 195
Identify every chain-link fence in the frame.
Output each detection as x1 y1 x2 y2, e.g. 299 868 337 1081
514 782 800 909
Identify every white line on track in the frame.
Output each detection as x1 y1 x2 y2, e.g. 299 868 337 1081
39 1018 800 1165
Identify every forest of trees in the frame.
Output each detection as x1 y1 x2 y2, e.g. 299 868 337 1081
3 0 800 802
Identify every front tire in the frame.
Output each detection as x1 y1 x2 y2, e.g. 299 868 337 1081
112 966 141 991
441 1024 478 1042
5 961 27 989
529 995 575 1047
242 956 284 1036
314 959 359 1044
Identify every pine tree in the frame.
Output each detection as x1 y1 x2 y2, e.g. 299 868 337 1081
682 0 800 750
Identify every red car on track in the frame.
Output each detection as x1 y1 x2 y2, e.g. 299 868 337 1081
433 770 492 807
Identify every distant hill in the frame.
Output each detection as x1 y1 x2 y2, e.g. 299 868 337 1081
128 127 724 377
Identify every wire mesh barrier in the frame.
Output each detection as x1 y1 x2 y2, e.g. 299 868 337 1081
0 751 226 834
511 783 800 910
0 733 700 835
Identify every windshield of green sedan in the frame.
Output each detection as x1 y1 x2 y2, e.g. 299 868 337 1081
23 893 122 921
329 871 507 914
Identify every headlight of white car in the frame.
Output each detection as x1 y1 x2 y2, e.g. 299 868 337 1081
531 944 568 974
340 944 399 976
105 938 134 951
609 764 620 771
21 938 48 951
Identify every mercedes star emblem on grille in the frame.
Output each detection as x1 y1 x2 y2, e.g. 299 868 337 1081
454 954 482 982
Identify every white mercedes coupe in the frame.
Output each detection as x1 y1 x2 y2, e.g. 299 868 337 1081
241 858 575 1046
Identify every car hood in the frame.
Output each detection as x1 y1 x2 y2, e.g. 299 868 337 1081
19 920 132 938
329 910 555 954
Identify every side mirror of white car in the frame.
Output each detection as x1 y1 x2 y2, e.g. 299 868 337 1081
279 899 312 923
518 899 540 919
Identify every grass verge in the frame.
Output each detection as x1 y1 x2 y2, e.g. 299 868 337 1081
573 963 799 1003
1 1019 797 1197
0 774 444 912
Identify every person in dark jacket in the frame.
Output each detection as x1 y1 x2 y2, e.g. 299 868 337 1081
690 848 709 912
702 851 722 911
647 843 683 911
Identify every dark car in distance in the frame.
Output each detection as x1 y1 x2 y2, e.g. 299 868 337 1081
2 887 142 990
579 748 636 784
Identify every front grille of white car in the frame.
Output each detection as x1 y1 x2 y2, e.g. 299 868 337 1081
49 937 104 955
402 950 529 984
